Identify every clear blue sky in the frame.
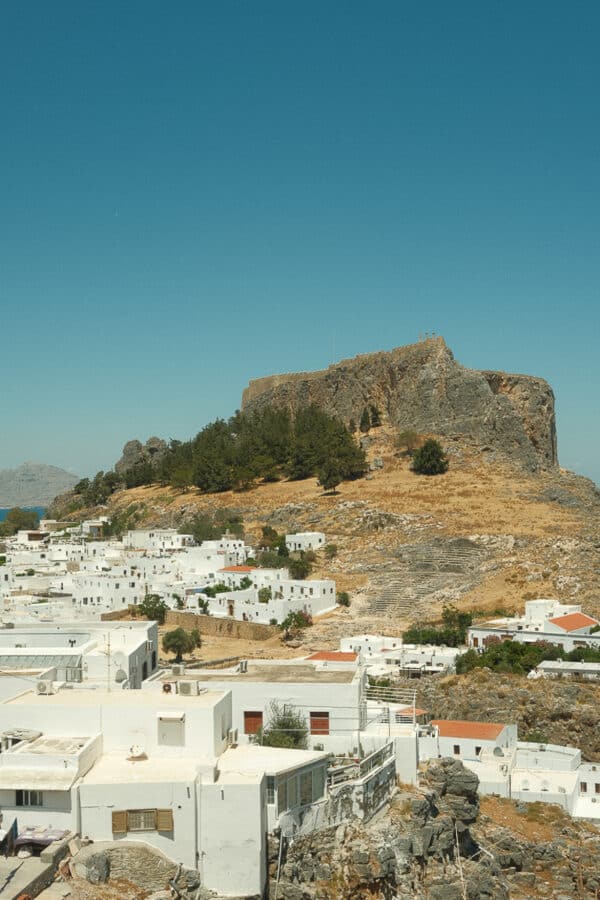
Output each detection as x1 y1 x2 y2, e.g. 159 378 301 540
1 2 599 483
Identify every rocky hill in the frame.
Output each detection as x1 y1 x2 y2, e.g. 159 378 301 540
0 461 79 507
242 337 557 472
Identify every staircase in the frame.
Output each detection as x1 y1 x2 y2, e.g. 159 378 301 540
366 538 486 619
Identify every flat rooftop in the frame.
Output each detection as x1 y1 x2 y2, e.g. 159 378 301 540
6 688 226 707
168 663 356 684
81 752 209 785
218 744 327 776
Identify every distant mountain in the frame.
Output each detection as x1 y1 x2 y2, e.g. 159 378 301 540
0 462 79 508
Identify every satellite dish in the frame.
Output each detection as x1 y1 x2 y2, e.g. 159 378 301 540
128 744 147 761
115 668 127 684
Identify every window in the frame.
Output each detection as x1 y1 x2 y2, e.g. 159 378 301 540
16 790 43 807
244 711 263 735
266 776 275 805
277 777 288 815
312 766 326 802
475 746 482 757
580 782 587 794
112 807 174 834
453 745 460 756
287 774 298 809
310 712 329 735
596 784 600 795
300 771 312 806
127 809 157 832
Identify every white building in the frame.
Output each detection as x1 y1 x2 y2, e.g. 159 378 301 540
147 653 365 758
529 659 600 681
0 685 331 897
467 599 600 653
341 634 460 676
285 532 326 553
123 530 194 552
0 621 158 688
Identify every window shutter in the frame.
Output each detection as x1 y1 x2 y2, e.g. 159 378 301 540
112 810 127 834
309 712 329 735
244 711 263 735
156 808 174 831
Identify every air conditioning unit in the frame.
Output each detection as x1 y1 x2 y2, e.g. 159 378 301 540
228 728 238 746
592 797 598 804
178 681 197 696
36 680 55 695
172 664 185 676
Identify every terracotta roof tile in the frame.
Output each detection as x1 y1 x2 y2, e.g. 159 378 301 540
547 612 599 632
307 651 358 663
219 565 255 573
430 719 505 740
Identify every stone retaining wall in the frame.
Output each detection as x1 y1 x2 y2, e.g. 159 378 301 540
164 610 278 641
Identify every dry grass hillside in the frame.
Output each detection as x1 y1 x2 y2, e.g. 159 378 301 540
72 425 600 649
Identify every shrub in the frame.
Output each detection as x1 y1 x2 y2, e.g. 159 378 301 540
258 587 272 604
280 610 312 639
257 701 308 749
411 439 449 476
138 594 168 625
337 591 350 607
288 556 312 580
323 543 338 559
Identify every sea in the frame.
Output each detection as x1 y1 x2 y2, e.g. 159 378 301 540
0 507 46 522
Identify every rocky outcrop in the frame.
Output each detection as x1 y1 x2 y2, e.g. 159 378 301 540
271 759 508 899
0 461 79 507
114 436 168 474
401 670 600 762
242 337 557 471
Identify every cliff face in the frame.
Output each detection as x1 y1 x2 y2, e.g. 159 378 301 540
242 338 557 471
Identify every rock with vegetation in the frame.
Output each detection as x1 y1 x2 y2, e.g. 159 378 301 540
242 337 557 472
400 669 600 761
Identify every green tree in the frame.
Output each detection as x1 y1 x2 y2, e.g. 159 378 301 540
411 439 449 476
280 610 312 639
288 556 312 580
318 460 342 494
369 405 382 427
0 507 40 536
359 407 371 433
162 628 197 663
258 586 272 603
138 594 168 625
257 702 308 749
190 628 202 649
396 429 420 455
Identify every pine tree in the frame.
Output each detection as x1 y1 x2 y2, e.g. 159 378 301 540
369 405 382 427
411 439 449 476
359 407 371 433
